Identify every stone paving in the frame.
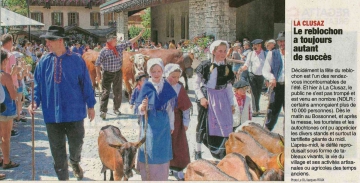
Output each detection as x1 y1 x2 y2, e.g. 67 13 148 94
2 68 284 181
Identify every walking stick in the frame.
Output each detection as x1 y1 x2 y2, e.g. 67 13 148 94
263 86 272 128
143 96 150 180
31 81 35 180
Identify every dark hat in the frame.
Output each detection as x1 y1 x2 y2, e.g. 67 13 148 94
233 80 250 89
135 73 147 82
106 33 117 41
276 31 285 41
251 39 263 45
40 25 69 40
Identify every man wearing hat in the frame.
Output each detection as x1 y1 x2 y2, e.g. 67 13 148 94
95 30 144 119
72 41 84 55
232 80 252 131
28 25 96 180
239 39 266 117
262 31 285 131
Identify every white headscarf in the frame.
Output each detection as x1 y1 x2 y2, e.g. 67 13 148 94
147 58 164 77
209 40 229 62
164 63 182 78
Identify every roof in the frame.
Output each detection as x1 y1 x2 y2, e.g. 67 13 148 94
15 26 115 40
29 0 107 7
87 27 116 37
100 0 186 14
1 8 44 26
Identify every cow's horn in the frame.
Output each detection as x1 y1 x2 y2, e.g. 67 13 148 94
135 136 146 148
144 55 151 60
130 55 135 62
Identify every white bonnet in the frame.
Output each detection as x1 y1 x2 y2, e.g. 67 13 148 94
209 40 229 53
164 63 182 78
147 58 164 76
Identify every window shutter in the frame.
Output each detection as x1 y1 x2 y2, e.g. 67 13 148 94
68 12 71 26
90 12 94 26
41 13 44 23
76 12 79 26
104 13 108 26
61 13 64 26
51 13 54 25
97 13 101 26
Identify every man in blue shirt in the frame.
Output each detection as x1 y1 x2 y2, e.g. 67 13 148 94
71 41 84 55
28 26 96 180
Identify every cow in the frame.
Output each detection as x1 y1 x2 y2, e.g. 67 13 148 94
122 49 194 98
83 49 193 99
184 159 237 181
82 50 100 90
131 54 150 77
240 122 284 154
225 131 284 171
98 125 145 181
216 153 263 181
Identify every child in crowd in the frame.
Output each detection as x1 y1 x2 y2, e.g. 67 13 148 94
129 72 147 122
135 58 177 181
164 64 192 181
232 80 252 131
194 40 235 160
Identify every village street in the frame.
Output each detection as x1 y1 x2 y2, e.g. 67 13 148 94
3 60 284 181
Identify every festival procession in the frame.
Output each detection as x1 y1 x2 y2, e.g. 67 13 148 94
0 0 285 181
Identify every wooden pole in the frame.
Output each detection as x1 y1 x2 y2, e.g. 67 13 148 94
144 96 150 180
31 81 35 180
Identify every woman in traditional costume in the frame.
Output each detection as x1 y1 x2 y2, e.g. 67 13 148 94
194 40 236 160
135 58 177 181
164 64 192 180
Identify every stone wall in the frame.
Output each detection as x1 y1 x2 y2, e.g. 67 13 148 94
236 0 285 41
117 11 128 40
189 0 237 41
151 1 189 44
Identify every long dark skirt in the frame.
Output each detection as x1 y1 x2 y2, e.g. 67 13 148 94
196 102 227 159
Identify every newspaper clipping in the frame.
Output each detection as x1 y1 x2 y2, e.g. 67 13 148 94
287 0 358 182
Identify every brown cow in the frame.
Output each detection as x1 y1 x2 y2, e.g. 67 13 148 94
98 125 145 181
225 131 284 171
84 49 193 99
216 153 263 181
122 49 193 97
184 159 237 181
241 122 284 154
82 50 100 90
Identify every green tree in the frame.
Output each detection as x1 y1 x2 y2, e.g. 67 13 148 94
140 8 151 40
128 25 141 39
2 0 28 16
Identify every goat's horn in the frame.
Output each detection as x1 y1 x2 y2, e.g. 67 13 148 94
135 136 146 148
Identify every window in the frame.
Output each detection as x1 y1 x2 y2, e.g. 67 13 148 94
30 12 44 27
68 12 79 26
181 15 185 39
170 15 174 37
104 13 114 26
90 12 101 26
166 13 169 37
51 12 63 26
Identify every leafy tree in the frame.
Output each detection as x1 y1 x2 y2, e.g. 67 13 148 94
2 0 28 16
140 8 151 40
129 25 141 39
